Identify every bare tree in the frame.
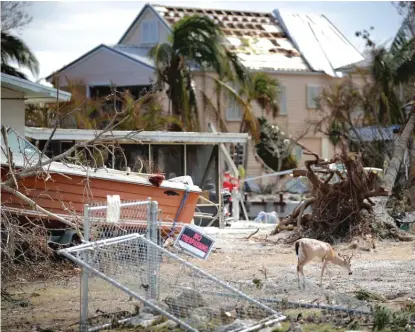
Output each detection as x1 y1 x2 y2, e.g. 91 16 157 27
1 86 158 289
1 2 32 33
383 102 415 194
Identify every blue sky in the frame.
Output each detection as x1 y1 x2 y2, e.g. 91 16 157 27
20 1 404 82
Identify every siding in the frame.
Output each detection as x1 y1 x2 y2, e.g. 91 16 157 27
122 9 170 47
1 88 26 136
192 71 355 177
54 47 156 88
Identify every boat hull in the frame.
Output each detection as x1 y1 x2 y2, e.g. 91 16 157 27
1 170 199 225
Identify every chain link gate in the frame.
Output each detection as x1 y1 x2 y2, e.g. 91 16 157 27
80 199 161 331
60 233 286 332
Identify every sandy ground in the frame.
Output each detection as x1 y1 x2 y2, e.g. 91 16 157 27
2 222 415 332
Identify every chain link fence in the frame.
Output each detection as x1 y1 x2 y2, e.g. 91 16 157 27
60 233 286 331
81 199 160 331
74 198 286 331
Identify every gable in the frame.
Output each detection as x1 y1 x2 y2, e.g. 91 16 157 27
118 4 171 46
47 45 155 87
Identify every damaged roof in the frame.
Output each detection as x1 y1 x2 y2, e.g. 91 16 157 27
273 10 365 77
151 4 310 72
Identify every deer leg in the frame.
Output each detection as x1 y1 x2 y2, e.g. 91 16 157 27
320 260 328 286
297 263 301 289
326 264 333 288
298 258 312 290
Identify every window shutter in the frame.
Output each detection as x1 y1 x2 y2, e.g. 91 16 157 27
307 85 322 109
142 22 149 43
141 21 158 44
150 21 158 43
279 85 287 115
226 84 242 121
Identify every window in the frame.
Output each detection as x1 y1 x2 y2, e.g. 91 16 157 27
226 84 243 121
141 20 158 44
279 85 287 115
2 127 48 167
307 85 323 109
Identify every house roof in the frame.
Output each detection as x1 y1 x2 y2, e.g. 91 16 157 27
273 10 364 77
25 126 250 144
1 73 71 104
348 125 400 142
47 3 363 79
111 44 155 68
150 3 310 72
45 44 155 82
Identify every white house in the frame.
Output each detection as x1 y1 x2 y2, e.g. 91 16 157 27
45 3 365 177
1 73 71 136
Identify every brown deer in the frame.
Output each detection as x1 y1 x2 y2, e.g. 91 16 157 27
295 238 354 289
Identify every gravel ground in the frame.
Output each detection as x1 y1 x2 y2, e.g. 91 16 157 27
1 222 414 332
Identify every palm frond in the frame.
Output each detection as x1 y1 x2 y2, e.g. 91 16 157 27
0 63 27 79
251 72 280 117
1 31 39 77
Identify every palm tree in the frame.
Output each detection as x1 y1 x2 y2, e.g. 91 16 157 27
354 18 415 126
150 15 280 138
1 31 39 79
150 15 227 131
207 71 279 142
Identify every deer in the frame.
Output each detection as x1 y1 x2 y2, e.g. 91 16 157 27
295 238 354 289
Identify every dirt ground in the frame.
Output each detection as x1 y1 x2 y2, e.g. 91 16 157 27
1 223 415 332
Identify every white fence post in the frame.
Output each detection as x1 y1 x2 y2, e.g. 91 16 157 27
149 201 159 300
146 199 159 300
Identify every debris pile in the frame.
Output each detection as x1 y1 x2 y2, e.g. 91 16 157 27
271 152 406 242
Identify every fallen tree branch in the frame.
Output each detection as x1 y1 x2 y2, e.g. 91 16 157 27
269 149 405 241
246 228 259 240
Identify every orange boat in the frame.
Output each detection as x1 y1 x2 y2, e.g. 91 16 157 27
1 128 201 239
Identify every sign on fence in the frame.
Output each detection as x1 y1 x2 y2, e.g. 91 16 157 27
174 225 215 260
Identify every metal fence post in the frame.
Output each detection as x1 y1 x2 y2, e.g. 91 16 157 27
146 198 152 299
146 198 152 240
80 204 90 332
148 200 159 300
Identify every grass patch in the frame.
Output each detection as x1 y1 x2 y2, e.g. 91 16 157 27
252 278 262 289
372 304 413 331
282 308 323 318
272 321 347 332
355 289 387 302
402 300 415 313
373 305 392 331
151 316 168 326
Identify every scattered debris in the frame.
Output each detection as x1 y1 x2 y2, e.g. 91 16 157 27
271 152 415 242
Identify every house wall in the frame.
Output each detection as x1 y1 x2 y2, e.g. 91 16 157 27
121 8 170 47
192 71 362 177
53 47 156 89
1 88 26 136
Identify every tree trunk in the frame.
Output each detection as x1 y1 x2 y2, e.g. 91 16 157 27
383 108 415 194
